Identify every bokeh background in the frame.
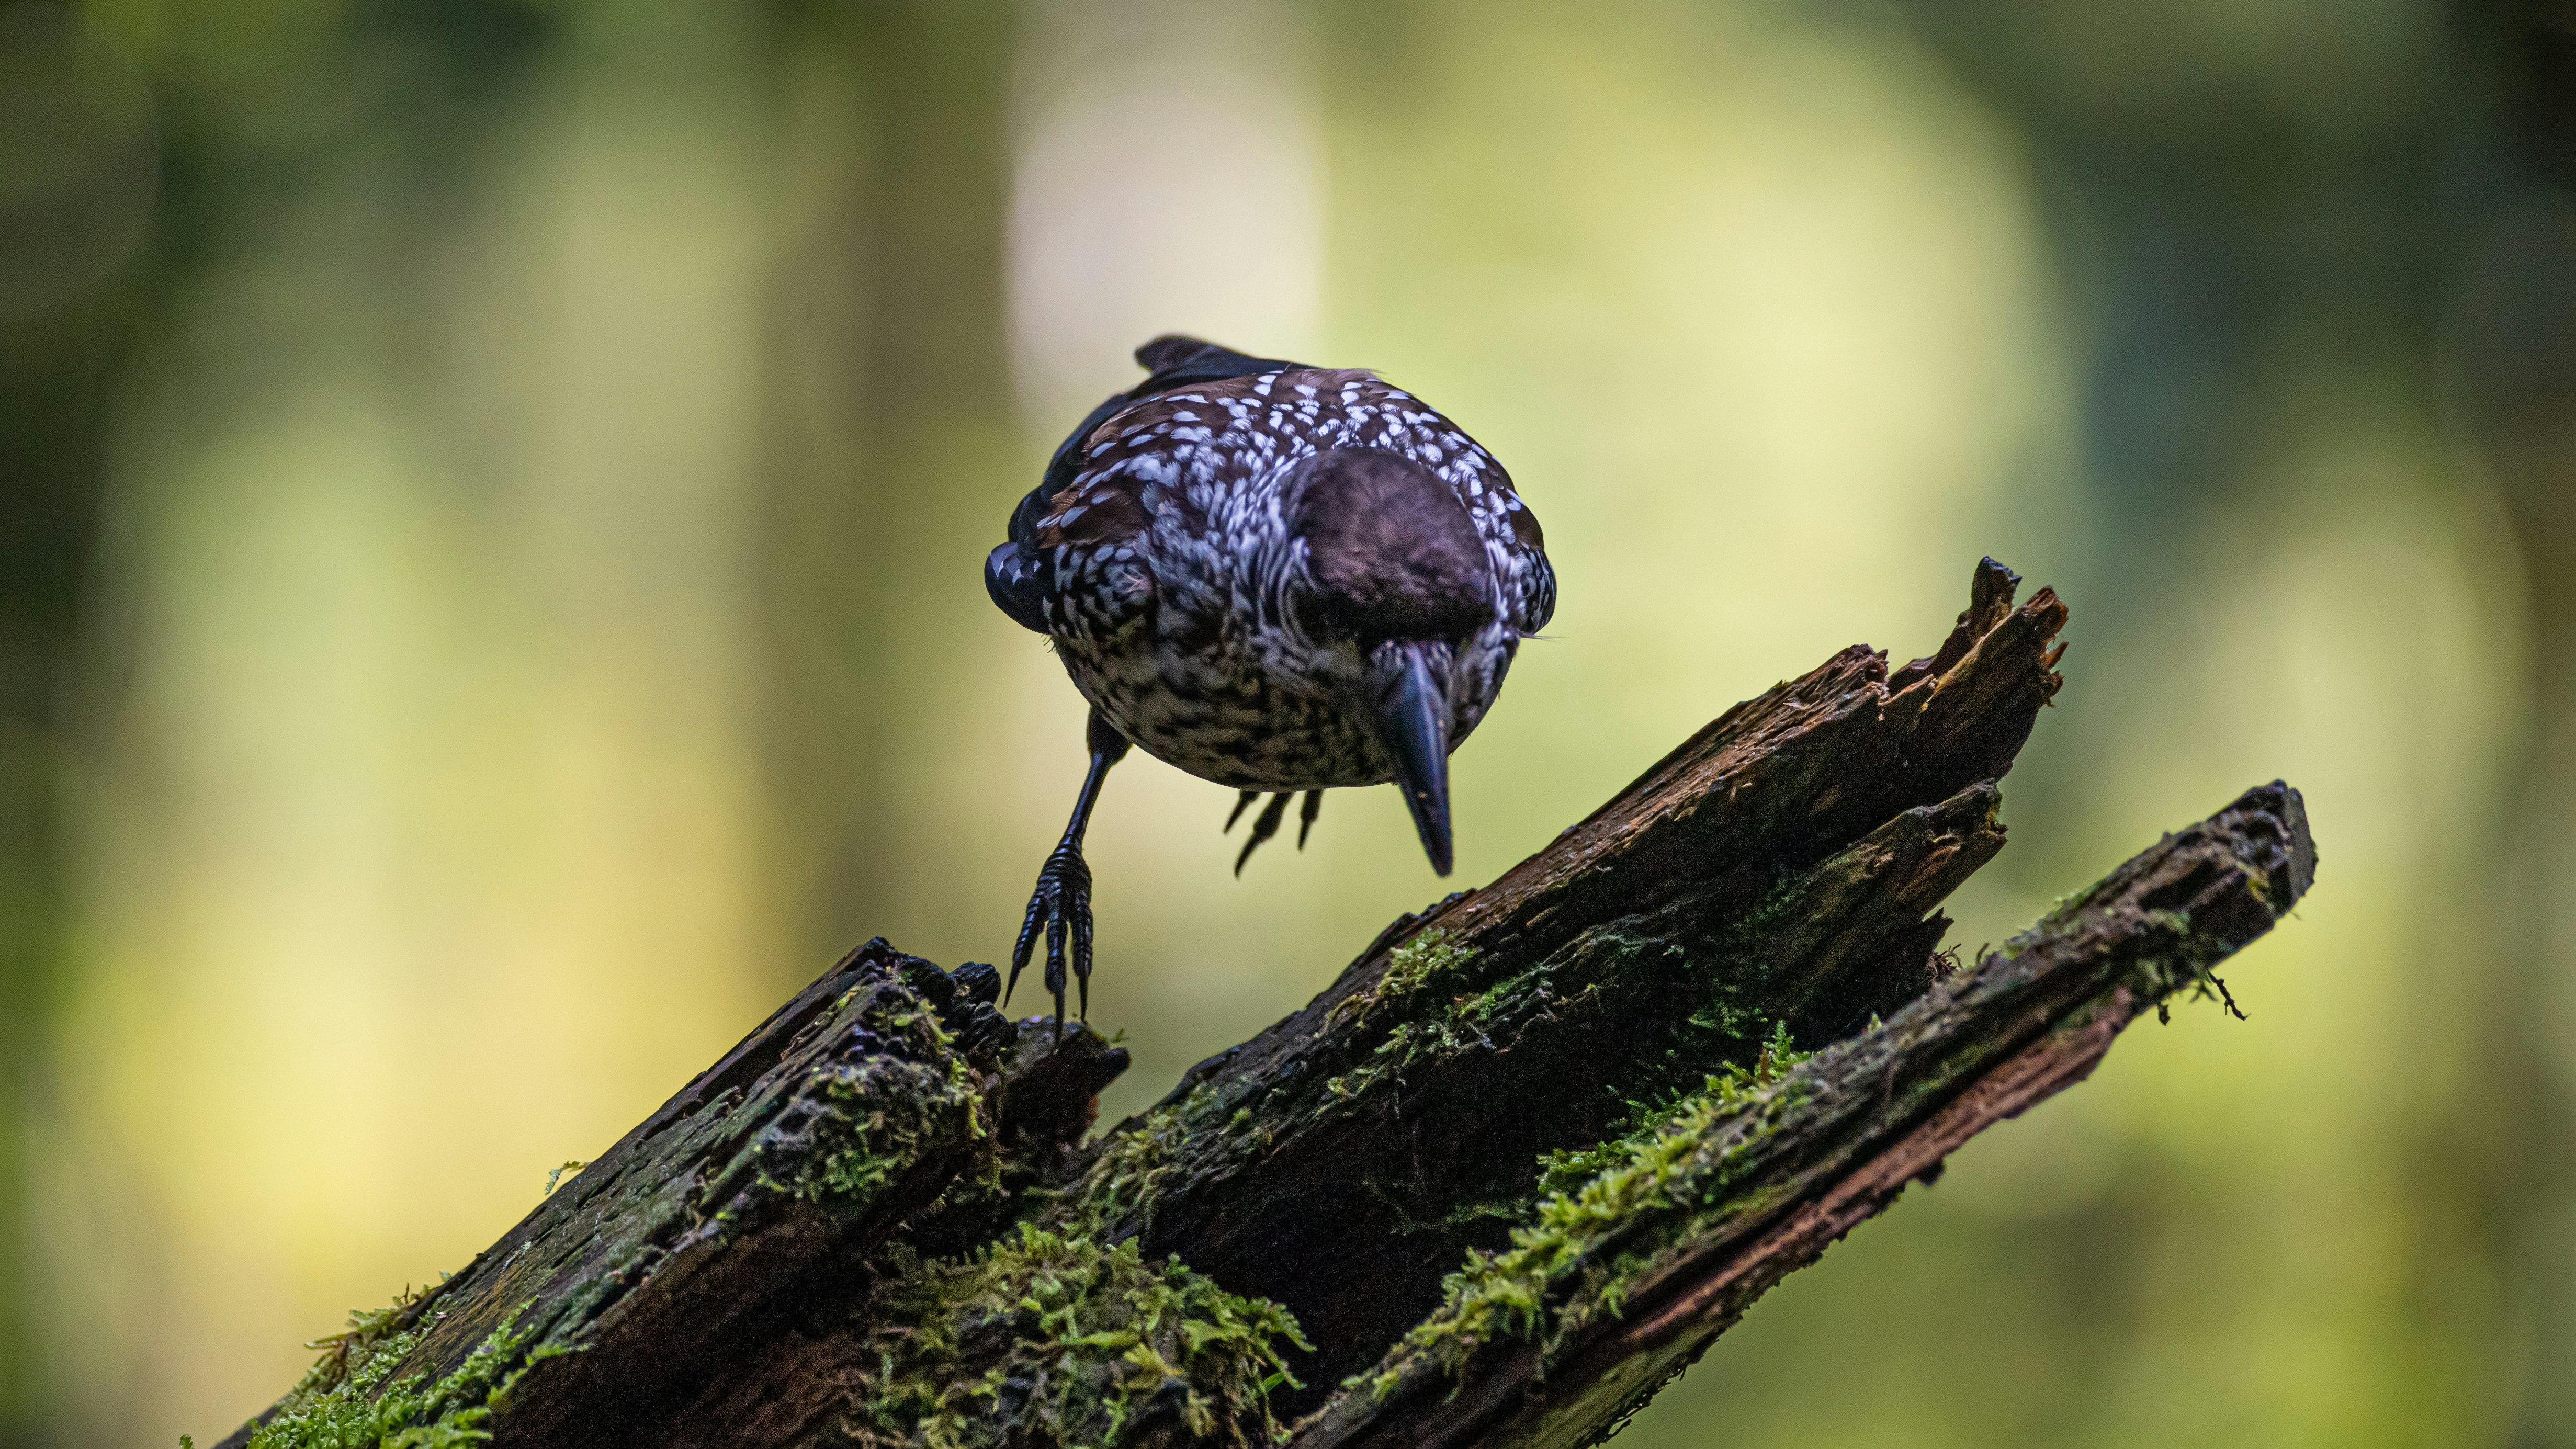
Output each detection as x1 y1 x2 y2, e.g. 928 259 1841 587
3 0 2573 1443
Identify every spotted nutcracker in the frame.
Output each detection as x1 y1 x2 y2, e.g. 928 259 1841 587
985 335 1556 1028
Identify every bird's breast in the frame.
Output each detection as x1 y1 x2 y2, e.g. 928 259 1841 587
1054 601 1513 793
1058 610 1383 790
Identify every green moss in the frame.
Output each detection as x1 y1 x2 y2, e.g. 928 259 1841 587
1327 930 1475 1026
232 1296 558 1449
1530 1021 1807 1201
1658 875 1804 1068
1054 1104 1181 1240
750 984 995 1220
799 1062 984 1207
1373 1026 1815 1396
846 1223 1309 1449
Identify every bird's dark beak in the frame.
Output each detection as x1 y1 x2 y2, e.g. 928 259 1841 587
1370 642 1453 876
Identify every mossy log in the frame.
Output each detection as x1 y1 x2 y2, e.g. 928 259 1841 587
210 560 2315 1449
209 944 1035 1449
1290 781 2312 1449
1023 558 2070 1414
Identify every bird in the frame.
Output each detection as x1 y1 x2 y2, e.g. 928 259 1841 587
985 335 1555 1029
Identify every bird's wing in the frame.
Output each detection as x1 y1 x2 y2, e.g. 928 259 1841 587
1489 469 1554 636
990 342 1555 640
1008 335 1309 549
990 337 1313 637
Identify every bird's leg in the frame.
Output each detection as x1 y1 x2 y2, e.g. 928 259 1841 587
1013 708 1131 1034
1224 789 1261 831
1297 789 1324 848
1233 792 1294 875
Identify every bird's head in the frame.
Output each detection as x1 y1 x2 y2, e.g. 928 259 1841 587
1286 447 1499 876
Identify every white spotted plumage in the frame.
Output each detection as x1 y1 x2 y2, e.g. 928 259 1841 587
1019 367 1553 790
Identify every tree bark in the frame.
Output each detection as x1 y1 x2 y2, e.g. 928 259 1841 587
212 560 2314 1449
1288 781 2312 1449
1027 558 2069 1410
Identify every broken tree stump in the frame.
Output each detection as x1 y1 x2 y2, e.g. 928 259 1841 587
1291 782 2312 1449
209 560 2314 1449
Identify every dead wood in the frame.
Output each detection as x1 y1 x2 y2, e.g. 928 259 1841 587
209 560 2315 1449
1287 782 2312 1449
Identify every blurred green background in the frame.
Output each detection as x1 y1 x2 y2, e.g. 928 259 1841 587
4 0 2573 1444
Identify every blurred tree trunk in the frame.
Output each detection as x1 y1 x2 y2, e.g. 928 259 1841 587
0 20 189 1433
0 280 128 1449
2474 318 2576 1446
1 13 555 1442
2459 8 2576 1436
752 0 1020 978
1906 0 2565 1434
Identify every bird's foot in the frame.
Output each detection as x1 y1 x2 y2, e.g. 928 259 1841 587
1227 789 1324 874
907 958 1018 1060
1011 842 1094 1034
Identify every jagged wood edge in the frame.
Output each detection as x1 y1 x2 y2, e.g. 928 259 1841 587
1288 781 2315 1449
1149 557 2060 1115
1018 561 2067 1400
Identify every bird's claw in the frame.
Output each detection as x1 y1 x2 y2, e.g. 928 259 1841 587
1011 843 1094 1034
1227 789 1324 874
